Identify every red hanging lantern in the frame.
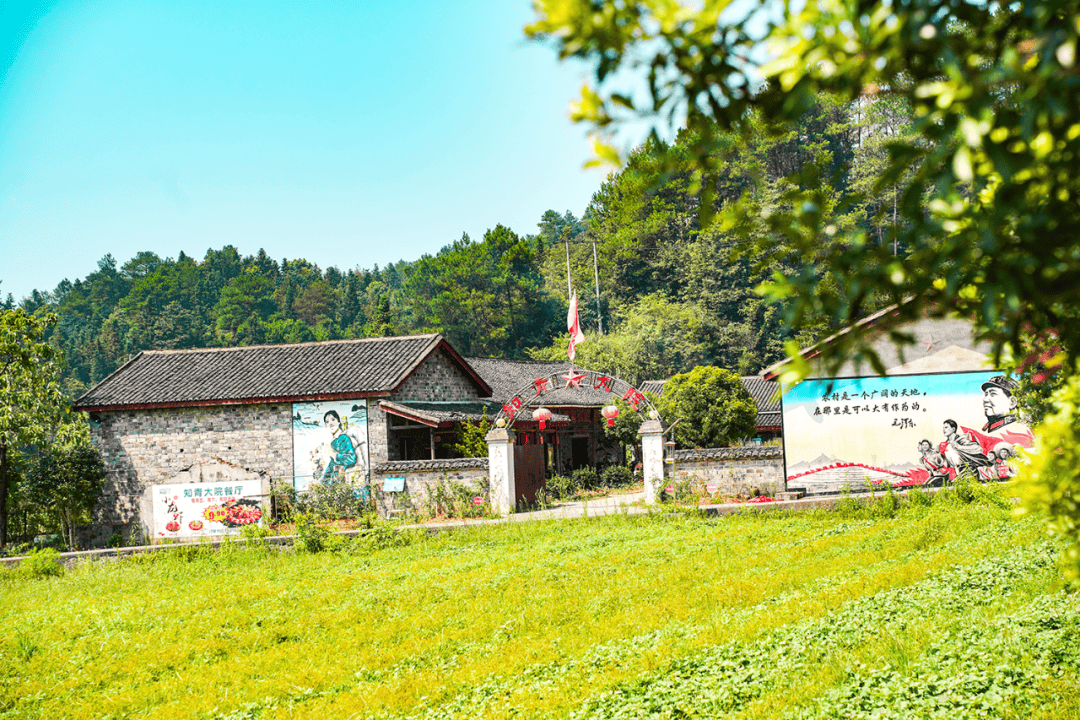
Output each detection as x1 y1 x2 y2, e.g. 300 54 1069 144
601 404 620 427
532 407 552 429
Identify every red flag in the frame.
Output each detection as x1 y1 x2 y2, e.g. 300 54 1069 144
567 291 585 361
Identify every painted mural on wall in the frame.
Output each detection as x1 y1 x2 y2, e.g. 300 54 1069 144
291 400 368 492
152 480 263 539
783 371 1034 493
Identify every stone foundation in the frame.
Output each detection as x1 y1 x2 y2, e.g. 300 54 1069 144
669 446 784 497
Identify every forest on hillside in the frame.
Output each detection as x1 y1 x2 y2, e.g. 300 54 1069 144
3 92 916 397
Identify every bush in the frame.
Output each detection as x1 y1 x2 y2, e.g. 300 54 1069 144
572 467 599 491
293 513 331 553
868 484 900 519
907 486 933 507
671 477 696 505
424 474 490 519
546 475 578 500
17 548 63 579
352 513 419 552
601 465 633 487
272 475 375 523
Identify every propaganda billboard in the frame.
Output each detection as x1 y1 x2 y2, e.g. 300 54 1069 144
783 371 1034 494
152 480 264 540
291 400 369 492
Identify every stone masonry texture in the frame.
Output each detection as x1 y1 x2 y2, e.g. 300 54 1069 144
671 446 785 497
89 404 293 546
85 348 488 545
394 349 487 401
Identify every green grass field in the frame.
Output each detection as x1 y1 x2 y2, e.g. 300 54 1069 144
3 491 1079 719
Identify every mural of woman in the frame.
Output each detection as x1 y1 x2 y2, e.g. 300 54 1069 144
318 410 357 481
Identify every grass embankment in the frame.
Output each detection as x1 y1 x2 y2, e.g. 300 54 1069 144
2 490 1078 719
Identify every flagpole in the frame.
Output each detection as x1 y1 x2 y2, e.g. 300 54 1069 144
564 234 572 299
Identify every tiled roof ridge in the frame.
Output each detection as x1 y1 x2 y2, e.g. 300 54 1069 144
141 334 441 356
466 356 570 366
373 458 489 473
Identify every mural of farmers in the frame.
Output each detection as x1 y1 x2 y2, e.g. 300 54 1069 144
782 370 1037 493
917 439 950 487
291 401 368 492
940 419 992 474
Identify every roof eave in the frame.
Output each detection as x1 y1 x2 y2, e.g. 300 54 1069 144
76 389 392 414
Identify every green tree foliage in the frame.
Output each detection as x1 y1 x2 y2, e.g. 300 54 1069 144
528 1 1080 565
655 367 757 449
0 309 68 546
23 423 108 551
600 392 659 467
451 410 493 459
530 294 713 386
528 0 1080 371
402 226 562 357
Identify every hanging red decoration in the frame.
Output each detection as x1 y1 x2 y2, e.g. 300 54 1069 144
532 407 552 429
601 404 620 427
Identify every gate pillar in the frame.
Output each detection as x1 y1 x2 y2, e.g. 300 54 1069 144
639 414 664 504
486 424 517 515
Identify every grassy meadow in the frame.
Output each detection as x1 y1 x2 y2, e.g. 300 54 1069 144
2 489 1079 719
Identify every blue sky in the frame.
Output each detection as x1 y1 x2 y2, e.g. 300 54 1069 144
0 0 605 301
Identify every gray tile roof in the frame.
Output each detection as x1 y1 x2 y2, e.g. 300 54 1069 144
464 357 625 408
639 380 666 396
379 400 500 426
740 376 781 415
75 335 490 411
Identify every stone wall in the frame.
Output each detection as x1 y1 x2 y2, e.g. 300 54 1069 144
366 400 393 467
669 446 784 497
371 458 488 514
393 349 485 401
89 403 293 546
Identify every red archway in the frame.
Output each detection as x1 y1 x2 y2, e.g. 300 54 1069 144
489 367 662 504
493 367 660 427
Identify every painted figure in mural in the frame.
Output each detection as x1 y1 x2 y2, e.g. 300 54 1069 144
980 375 1035 449
917 439 950 487
940 419 991 474
318 410 357 481
995 446 1018 479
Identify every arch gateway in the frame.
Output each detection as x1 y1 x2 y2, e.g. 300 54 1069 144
483 367 666 513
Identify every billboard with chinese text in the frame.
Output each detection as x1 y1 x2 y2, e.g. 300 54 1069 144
152 480 264 540
783 371 1033 494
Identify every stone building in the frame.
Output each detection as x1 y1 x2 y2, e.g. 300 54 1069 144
74 334 492 545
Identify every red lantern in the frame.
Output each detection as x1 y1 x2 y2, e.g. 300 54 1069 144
533 407 552 429
601 404 620 427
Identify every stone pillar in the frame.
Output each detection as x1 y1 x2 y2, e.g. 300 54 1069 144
486 424 517 515
639 416 664 504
